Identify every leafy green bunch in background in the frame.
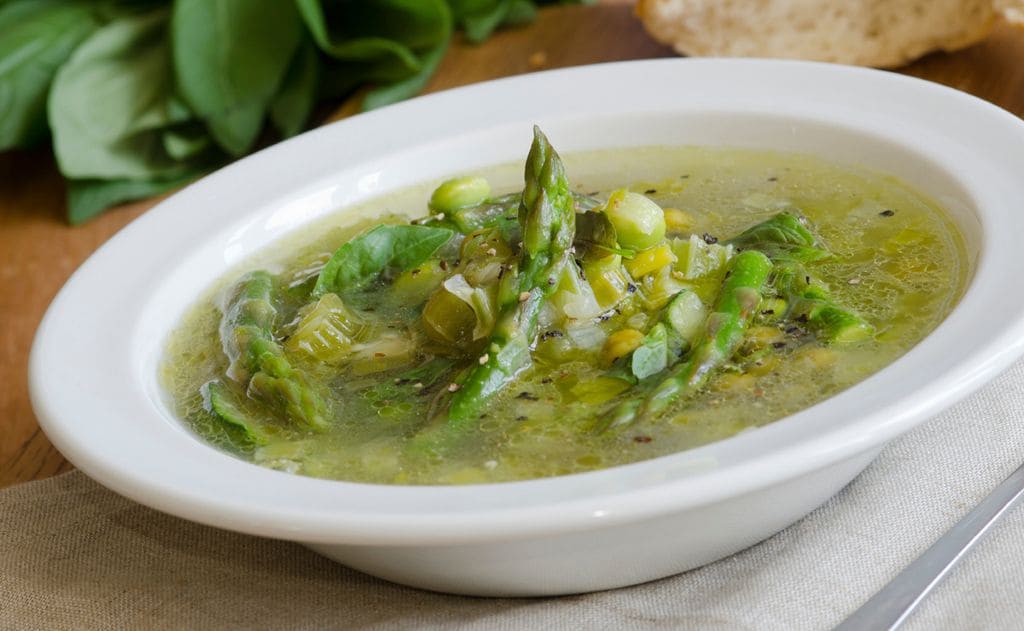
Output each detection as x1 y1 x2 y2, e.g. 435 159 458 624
0 0 586 223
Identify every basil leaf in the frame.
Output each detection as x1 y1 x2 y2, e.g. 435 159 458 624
631 323 669 380
0 0 101 151
575 210 636 258
362 30 450 110
270 40 318 139
452 0 537 42
298 0 451 106
314 224 456 297
67 170 198 225
162 122 211 161
49 9 192 180
171 0 303 156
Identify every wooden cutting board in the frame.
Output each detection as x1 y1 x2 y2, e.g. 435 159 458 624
2 2 1022 488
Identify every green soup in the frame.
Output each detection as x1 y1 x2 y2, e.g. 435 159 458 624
161 135 968 485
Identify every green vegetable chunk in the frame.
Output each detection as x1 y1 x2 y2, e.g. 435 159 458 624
313 224 455 297
601 190 666 251
429 176 492 214
202 379 269 446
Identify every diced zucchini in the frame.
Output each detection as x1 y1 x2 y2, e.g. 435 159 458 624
664 289 706 345
671 234 734 279
421 285 478 346
389 260 448 306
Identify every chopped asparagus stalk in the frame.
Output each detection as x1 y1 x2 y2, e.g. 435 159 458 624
219 271 330 431
201 379 269 446
641 250 773 421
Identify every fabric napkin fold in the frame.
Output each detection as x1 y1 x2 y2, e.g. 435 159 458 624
3 360 1023 630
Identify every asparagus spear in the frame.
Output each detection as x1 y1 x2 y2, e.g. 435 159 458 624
445 126 575 424
219 271 330 431
643 249 773 416
772 262 874 343
728 213 873 343
597 250 773 431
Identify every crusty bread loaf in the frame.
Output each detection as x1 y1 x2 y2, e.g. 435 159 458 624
636 0 1024 68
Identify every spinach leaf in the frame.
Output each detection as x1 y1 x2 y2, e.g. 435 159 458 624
67 169 198 224
454 0 537 43
171 0 303 156
314 224 456 297
0 0 101 151
631 323 669 380
298 0 452 109
362 29 450 110
162 121 212 161
270 40 319 138
575 210 636 258
49 9 194 180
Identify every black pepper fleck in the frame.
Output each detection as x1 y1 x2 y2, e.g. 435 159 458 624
702 233 718 244
644 188 657 195
880 209 896 217
516 391 539 401
633 435 653 443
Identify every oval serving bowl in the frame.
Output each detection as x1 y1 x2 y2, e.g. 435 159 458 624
30 59 1024 596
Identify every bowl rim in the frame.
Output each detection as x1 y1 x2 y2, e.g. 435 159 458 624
29 58 1024 546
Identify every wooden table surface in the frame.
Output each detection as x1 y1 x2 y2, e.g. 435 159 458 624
2 3 1023 489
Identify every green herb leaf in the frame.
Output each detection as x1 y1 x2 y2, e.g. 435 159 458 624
298 0 452 108
362 29 450 110
171 0 303 156
270 40 319 138
449 0 536 41
314 224 456 297
67 170 199 225
162 122 212 162
0 0 101 151
631 323 669 380
575 210 636 258
49 9 194 180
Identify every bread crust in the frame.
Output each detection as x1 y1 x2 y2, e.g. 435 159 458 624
636 0 1019 67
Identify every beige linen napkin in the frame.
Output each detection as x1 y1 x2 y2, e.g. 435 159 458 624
3 360 1023 630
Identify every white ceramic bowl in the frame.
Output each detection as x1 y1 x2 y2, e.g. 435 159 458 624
30 59 1024 596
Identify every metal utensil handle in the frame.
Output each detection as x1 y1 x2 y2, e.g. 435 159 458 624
835 461 1024 631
